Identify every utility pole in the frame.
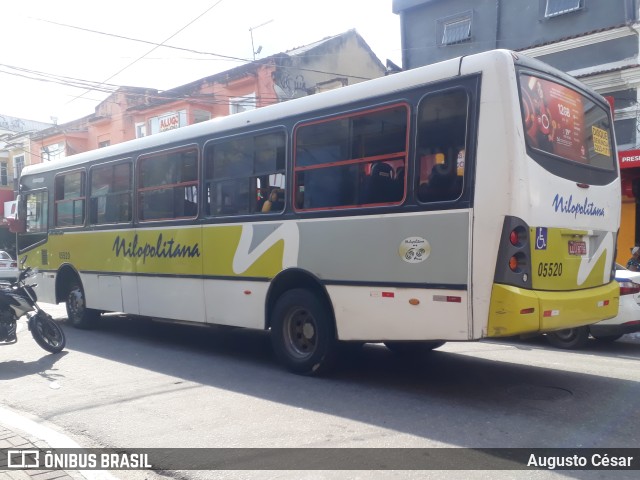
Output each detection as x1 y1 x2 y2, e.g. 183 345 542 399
249 19 274 60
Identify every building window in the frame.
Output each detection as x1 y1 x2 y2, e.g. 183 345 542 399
230 93 257 114
193 110 212 124
98 140 111 148
0 162 7 186
14 155 24 181
439 12 472 46
545 0 582 17
135 122 146 138
42 142 65 162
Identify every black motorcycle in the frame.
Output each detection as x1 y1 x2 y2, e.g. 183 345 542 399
0 259 66 353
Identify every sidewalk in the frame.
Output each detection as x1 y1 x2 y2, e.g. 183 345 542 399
0 424 85 480
1 305 114 480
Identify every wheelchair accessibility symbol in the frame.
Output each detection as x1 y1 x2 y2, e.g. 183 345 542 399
535 227 548 250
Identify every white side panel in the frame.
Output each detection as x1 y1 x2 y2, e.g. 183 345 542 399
329 285 470 341
121 276 139 315
137 277 205 322
82 273 125 312
92 275 123 311
35 273 57 304
203 279 267 329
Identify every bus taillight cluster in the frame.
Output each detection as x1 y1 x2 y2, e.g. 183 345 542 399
508 226 529 274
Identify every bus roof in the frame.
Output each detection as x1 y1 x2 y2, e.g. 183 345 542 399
21 49 524 177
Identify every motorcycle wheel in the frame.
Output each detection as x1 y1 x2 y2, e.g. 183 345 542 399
30 313 66 353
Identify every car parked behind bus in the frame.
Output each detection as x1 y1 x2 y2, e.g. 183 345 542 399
0 251 18 281
546 265 640 349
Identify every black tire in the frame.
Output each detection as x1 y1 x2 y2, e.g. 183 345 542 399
592 333 623 343
384 341 445 355
546 327 590 349
30 312 66 353
270 289 337 375
66 282 100 329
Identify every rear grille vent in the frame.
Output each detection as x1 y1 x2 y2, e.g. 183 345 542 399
41 249 49 265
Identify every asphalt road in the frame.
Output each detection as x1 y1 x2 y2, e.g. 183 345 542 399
1 303 639 480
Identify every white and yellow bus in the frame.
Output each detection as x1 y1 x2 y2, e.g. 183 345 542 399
14 50 620 374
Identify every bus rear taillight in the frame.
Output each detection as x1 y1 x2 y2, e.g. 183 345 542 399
509 253 527 272
509 226 527 247
494 216 532 289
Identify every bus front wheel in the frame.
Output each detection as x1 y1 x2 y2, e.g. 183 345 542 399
270 289 337 376
66 282 100 329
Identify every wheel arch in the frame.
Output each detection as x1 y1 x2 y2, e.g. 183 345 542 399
55 263 82 304
265 268 335 331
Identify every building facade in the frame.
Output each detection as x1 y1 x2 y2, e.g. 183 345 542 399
0 115 52 251
28 30 385 166
393 0 640 261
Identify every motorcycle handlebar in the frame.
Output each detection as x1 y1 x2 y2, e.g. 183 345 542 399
18 267 37 283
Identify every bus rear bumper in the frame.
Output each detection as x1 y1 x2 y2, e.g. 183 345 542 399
487 281 619 337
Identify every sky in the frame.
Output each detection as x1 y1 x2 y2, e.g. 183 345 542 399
0 0 401 126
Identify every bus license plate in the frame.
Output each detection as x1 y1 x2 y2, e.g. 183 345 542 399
568 241 587 255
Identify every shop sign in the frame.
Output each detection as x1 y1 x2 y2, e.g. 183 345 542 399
159 113 180 132
619 149 640 169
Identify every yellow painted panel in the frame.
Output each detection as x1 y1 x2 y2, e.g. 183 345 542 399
530 227 612 290
488 281 619 337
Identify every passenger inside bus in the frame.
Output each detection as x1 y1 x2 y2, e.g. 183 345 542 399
261 188 285 212
362 162 395 204
417 149 462 202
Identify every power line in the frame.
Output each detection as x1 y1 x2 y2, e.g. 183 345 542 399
65 0 227 106
0 62 286 110
35 18 375 82
36 16 247 64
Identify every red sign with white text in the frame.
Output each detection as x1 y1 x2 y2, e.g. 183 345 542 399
619 149 640 169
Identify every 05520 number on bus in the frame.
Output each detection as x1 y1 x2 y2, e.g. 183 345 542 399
538 262 563 277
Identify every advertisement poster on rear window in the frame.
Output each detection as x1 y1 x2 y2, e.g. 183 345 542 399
520 74 589 163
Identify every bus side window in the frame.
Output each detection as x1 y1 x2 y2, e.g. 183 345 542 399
416 89 468 203
205 132 285 216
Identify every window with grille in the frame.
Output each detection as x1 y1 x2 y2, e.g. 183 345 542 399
545 0 582 18
14 155 24 181
438 12 472 46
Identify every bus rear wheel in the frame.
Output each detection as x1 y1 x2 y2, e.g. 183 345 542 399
66 282 100 329
270 289 337 376
545 327 590 349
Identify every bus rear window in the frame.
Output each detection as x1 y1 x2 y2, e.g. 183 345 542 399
519 73 615 173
